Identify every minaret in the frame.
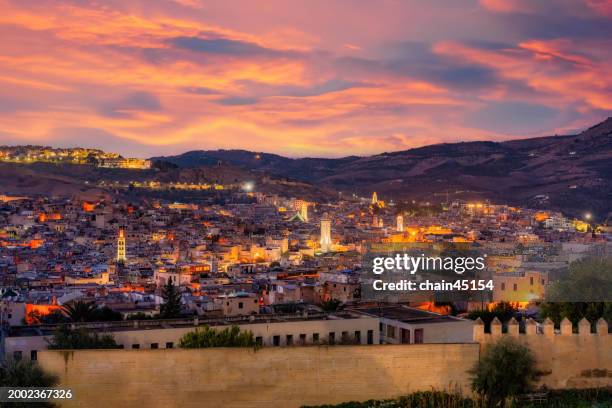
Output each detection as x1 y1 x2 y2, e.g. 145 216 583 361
117 228 127 263
396 214 404 232
320 213 332 253
371 192 378 205
300 202 309 222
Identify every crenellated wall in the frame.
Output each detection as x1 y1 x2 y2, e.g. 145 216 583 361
473 317 611 389
36 318 610 408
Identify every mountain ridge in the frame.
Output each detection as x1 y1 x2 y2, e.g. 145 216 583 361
153 117 612 218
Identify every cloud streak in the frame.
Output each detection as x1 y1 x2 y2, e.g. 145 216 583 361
0 0 609 157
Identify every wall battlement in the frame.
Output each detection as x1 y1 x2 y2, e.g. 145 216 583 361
473 317 610 390
473 317 609 341
37 318 611 408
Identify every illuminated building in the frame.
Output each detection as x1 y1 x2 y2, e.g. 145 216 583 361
371 192 378 205
300 202 309 222
320 213 332 252
117 228 127 263
396 215 403 232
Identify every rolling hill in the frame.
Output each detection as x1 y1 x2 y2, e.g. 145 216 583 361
154 117 612 218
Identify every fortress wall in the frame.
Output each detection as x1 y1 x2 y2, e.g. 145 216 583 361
37 317 610 407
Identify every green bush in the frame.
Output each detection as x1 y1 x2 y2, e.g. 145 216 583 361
302 388 612 408
179 325 255 348
470 337 539 407
47 326 121 349
302 391 475 408
0 360 58 408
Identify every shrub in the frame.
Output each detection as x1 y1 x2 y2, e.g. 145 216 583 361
179 325 255 348
47 326 121 349
470 337 538 407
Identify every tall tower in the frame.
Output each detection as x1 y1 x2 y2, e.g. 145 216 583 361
320 213 332 253
117 228 127 263
300 202 309 222
396 214 404 232
371 192 378 205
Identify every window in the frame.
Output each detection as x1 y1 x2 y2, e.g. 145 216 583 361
354 331 361 343
286 335 293 346
273 335 280 346
414 329 424 344
530 276 534 285
165 342 174 349
513 283 518 291
542 279 545 285
255 337 263 346
379 322 384 331
30 350 37 361
299 334 306 344
341 331 349 343
13 351 22 361
501 283 506 291
313 333 319 343
400 328 410 344
238 302 244 309
328 332 335 345
367 330 374 345
150 343 159 349
386 325 396 339
254 299 258 304
132 344 140 349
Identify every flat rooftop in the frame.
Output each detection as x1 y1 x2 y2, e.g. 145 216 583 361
7 311 368 338
351 305 466 324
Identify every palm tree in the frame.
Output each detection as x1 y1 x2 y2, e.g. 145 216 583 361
61 300 98 322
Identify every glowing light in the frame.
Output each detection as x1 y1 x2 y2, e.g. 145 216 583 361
243 182 254 192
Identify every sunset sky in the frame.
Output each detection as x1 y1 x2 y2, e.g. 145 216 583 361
0 0 611 158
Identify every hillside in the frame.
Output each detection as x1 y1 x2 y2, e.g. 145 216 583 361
0 161 330 202
155 117 612 218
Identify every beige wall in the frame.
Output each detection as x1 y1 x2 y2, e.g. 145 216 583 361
34 319 611 407
475 320 611 389
5 316 379 357
39 344 478 408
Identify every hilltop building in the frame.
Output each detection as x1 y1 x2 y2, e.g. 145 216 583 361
396 215 404 232
320 213 332 253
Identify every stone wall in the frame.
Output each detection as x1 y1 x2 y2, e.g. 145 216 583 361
37 317 611 407
474 316 611 389
39 344 478 408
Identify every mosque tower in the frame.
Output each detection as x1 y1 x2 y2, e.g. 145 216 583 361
320 213 332 253
117 228 127 263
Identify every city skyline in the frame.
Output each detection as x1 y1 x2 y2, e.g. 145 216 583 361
0 0 611 158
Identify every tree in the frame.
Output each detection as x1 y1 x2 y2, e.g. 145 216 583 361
179 325 255 348
0 360 57 387
545 257 612 302
160 277 182 318
61 300 98 322
540 257 612 329
0 360 58 407
320 299 342 312
47 326 121 349
470 337 539 407
92 306 123 322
